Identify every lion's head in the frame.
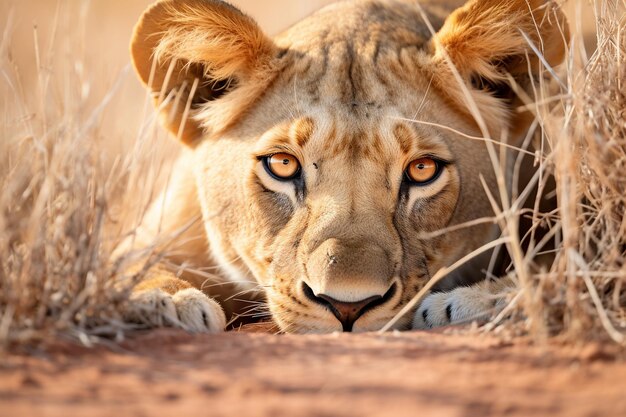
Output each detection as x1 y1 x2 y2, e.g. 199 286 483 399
131 0 568 332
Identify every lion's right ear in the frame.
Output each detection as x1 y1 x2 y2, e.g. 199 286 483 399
131 0 278 144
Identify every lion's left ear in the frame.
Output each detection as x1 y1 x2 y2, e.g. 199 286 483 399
430 0 569 128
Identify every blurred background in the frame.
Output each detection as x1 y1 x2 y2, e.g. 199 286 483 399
0 0 595 155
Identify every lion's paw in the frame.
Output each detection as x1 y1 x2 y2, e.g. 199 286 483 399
412 285 498 329
172 288 226 333
127 288 226 333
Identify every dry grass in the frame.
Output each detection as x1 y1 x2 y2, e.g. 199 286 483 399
0 0 624 348
495 0 626 344
0 4 178 347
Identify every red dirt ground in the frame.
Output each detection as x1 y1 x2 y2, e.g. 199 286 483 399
1 328 625 417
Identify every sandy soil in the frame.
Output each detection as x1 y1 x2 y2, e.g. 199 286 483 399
1 328 625 417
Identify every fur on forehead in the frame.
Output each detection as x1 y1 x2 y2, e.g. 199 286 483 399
253 111 454 168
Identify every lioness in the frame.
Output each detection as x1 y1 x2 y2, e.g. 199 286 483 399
122 0 568 333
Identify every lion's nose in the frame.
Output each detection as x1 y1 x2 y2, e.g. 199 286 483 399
302 282 396 332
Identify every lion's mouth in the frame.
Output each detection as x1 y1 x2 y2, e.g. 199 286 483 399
301 281 398 332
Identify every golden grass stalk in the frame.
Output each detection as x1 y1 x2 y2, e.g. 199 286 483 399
521 0 626 343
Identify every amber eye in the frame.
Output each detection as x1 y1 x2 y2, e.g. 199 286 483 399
264 153 301 180
406 157 441 185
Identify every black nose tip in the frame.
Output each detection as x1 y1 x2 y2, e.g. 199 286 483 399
302 282 397 332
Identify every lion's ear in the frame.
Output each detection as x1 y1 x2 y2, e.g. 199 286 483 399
131 0 278 144
434 0 569 83
430 0 569 130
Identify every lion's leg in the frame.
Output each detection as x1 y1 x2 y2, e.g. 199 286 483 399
117 156 226 333
412 277 514 329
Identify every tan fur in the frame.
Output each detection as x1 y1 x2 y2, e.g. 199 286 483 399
123 0 568 333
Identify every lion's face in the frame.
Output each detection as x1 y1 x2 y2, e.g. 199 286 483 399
240 113 466 333
132 0 567 332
